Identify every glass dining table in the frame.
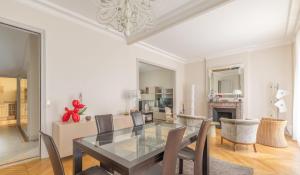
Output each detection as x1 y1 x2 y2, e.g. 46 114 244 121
73 120 209 175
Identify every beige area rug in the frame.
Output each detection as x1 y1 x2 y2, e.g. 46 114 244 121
179 157 253 175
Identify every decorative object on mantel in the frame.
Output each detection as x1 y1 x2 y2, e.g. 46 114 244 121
95 0 155 37
208 90 216 102
233 89 242 101
62 100 87 123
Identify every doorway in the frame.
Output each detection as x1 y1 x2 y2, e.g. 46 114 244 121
0 22 41 165
137 61 176 121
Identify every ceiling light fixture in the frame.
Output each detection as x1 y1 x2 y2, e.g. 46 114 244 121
95 0 155 37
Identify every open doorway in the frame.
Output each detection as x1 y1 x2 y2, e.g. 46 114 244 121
138 62 176 121
0 22 41 165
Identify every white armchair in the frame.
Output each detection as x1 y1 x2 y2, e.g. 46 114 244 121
220 118 260 152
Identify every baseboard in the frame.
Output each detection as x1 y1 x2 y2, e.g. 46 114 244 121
0 157 40 168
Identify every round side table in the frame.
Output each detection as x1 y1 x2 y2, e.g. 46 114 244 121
256 118 288 148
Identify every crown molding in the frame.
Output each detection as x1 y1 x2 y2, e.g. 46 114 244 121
285 0 300 36
126 0 233 44
19 0 124 40
185 39 293 63
18 0 187 64
135 42 186 63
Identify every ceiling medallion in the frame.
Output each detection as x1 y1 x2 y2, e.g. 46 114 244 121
95 0 155 37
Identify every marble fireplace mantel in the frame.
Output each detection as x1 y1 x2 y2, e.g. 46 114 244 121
208 101 243 119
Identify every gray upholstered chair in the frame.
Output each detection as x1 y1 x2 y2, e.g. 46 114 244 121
95 114 114 134
220 118 260 152
40 132 110 175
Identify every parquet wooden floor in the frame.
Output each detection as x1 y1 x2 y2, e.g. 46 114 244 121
0 130 299 175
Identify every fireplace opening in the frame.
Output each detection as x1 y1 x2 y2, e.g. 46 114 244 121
213 108 236 128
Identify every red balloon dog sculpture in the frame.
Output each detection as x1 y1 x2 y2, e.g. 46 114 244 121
62 100 86 122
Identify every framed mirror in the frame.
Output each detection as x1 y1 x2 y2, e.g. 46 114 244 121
208 64 244 98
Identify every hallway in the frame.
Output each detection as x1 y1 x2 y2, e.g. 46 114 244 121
0 22 41 166
0 125 38 165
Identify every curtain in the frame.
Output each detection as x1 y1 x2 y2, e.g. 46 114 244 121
293 31 300 144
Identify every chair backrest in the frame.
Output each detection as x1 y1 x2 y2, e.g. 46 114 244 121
194 120 211 175
220 118 260 143
40 132 65 175
132 125 144 136
220 118 260 125
162 126 186 175
131 111 145 127
95 114 114 134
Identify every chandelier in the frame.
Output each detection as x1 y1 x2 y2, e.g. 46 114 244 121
95 0 155 37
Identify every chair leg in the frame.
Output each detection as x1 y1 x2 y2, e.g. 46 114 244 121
221 137 223 144
233 143 236 152
179 159 183 174
253 144 257 153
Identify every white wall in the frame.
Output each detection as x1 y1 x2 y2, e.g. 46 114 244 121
248 45 293 132
293 30 300 143
139 69 175 90
184 61 206 115
184 45 294 133
0 1 185 157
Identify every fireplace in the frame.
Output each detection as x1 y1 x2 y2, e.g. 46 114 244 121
208 102 242 128
213 108 236 128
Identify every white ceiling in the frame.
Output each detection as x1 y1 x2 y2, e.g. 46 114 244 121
35 0 299 62
46 0 194 23
144 0 292 60
0 24 29 77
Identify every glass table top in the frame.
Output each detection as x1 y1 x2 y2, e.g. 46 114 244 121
77 122 201 165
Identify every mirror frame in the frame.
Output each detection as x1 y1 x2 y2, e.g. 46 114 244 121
208 64 244 98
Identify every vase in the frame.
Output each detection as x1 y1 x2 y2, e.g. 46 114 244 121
85 115 91 121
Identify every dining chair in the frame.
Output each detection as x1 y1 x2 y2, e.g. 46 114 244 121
178 120 211 175
95 114 114 134
40 131 110 175
96 132 114 146
131 111 145 127
144 126 186 175
132 125 144 136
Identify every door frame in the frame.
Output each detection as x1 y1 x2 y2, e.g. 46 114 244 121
0 17 46 160
136 58 177 114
